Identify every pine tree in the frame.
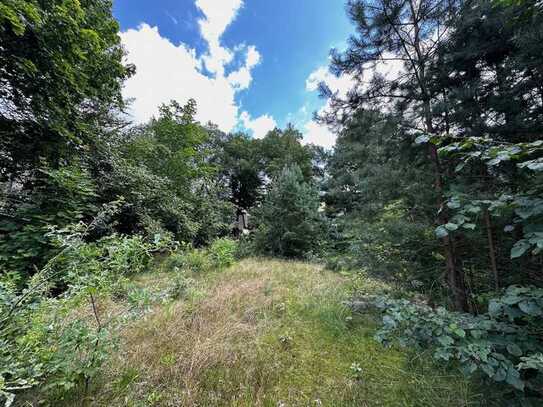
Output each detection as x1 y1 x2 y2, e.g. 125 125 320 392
254 165 326 258
318 0 469 310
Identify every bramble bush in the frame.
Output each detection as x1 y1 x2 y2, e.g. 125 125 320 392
351 286 543 403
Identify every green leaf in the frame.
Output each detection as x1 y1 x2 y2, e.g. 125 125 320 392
435 226 449 238
437 335 455 346
445 223 459 231
493 368 507 382
511 241 531 259
505 368 524 391
414 135 430 144
507 343 523 357
518 300 542 316
488 301 501 317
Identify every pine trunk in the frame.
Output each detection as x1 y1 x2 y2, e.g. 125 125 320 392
424 105 469 312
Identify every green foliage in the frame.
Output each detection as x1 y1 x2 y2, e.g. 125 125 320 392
331 200 441 291
0 164 98 279
0 219 160 405
253 165 326 258
104 100 233 245
359 286 543 400
160 238 237 276
0 0 132 180
167 269 192 300
208 238 237 269
182 250 212 274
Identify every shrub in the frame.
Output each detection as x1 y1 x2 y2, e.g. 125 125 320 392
352 286 543 402
0 222 160 405
0 165 98 282
0 270 115 405
161 239 237 275
208 238 237 268
167 270 193 300
234 234 257 259
182 250 211 273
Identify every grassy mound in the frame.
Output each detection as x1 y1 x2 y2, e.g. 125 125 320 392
60 259 478 406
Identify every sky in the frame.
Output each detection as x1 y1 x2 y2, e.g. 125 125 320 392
112 0 356 148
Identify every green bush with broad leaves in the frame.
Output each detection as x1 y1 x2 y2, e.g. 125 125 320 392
0 165 98 282
354 286 543 401
0 217 163 406
208 238 237 269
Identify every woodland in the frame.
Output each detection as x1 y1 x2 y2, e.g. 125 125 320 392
1 0 543 405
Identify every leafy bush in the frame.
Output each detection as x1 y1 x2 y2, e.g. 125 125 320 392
352 286 543 402
161 238 237 275
167 270 193 300
234 234 257 259
0 165 98 281
48 232 153 292
0 221 160 405
208 238 237 268
181 250 211 273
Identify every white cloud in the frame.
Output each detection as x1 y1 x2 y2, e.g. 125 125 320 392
306 66 355 99
301 53 404 149
195 0 243 76
121 24 239 131
302 67 355 149
240 111 277 139
120 1 274 135
303 120 336 149
228 45 261 90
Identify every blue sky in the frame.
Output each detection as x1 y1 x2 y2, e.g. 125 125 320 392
113 0 354 147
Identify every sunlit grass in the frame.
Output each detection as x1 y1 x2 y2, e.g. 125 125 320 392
64 258 480 406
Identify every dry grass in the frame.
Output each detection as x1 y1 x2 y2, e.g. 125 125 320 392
68 258 479 406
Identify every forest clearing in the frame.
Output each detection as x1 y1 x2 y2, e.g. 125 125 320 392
1 0 543 405
29 258 475 406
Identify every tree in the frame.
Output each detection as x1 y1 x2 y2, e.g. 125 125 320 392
254 165 326 258
256 125 314 182
324 109 442 290
319 0 469 310
0 0 133 183
102 100 232 244
217 125 318 215
218 133 264 211
429 0 543 142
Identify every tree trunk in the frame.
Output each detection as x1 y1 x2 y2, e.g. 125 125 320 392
424 103 469 312
484 209 499 290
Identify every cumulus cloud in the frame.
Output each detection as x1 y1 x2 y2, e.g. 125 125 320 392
120 0 274 135
240 111 277 139
195 0 242 76
301 67 356 149
302 52 404 149
121 24 239 131
228 45 261 90
303 120 336 149
305 66 355 98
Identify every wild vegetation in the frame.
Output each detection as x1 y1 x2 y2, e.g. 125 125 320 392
1 0 542 405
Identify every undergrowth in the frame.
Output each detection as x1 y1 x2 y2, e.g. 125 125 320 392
51 258 480 406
